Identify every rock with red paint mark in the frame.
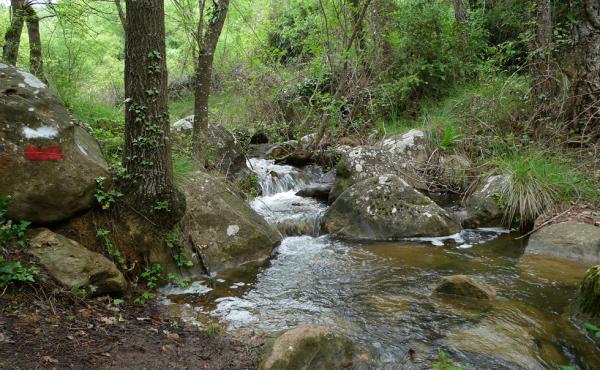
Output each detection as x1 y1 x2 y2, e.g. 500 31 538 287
0 64 108 224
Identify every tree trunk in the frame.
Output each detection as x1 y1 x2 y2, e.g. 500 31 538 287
192 0 229 165
348 0 366 53
570 0 600 139
123 0 185 228
452 0 467 24
531 0 552 95
2 0 25 65
115 0 126 30
24 4 45 82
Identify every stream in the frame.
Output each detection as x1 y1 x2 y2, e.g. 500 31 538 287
161 158 600 369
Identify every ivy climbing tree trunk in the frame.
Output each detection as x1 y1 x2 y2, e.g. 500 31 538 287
2 0 25 65
123 0 185 229
570 0 600 139
24 4 45 82
192 0 229 165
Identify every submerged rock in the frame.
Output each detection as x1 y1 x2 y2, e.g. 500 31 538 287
329 142 429 203
462 175 510 228
260 325 366 370
526 221 600 262
434 275 496 301
179 171 282 275
0 63 109 224
28 228 126 294
276 218 319 237
322 175 460 241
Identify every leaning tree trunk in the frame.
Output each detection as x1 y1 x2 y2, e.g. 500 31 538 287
123 0 185 228
24 4 45 82
570 0 600 139
2 0 25 65
192 0 229 165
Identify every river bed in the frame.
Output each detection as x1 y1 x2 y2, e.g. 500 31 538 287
160 158 599 369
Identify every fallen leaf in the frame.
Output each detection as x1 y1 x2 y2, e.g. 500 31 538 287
100 317 115 325
162 344 170 352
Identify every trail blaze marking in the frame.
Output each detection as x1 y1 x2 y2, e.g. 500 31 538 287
24 146 65 161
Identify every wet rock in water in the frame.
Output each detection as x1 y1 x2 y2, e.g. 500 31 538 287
265 140 299 161
446 300 567 369
329 139 429 203
276 218 318 237
525 221 600 262
434 275 496 300
323 175 460 241
296 183 332 202
275 149 313 167
28 228 126 294
0 64 109 224
462 175 510 228
260 325 367 370
179 171 282 275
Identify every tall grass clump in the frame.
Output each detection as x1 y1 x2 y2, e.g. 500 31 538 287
580 266 600 318
494 149 598 228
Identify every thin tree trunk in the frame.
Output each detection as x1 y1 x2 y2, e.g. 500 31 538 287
24 4 45 82
115 0 126 29
570 0 600 139
453 0 467 24
531 0 552 95
2 0 25 65
348 0 366 53
192 0 229 165
123 0 185 228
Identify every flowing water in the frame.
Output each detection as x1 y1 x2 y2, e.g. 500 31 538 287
161 158 600 369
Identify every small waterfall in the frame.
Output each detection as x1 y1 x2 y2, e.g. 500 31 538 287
247 158 327 237
247 158 321 196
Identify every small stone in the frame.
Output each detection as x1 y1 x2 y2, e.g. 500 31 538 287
434 275 496 300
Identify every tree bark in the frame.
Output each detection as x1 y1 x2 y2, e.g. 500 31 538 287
570 0 600 139
2 0 25 65
123 0 185 228
115 0 126 29
24 4 45 82
452 0 467 24
192 0 229 165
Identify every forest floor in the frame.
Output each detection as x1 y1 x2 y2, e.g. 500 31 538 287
0 284 260 370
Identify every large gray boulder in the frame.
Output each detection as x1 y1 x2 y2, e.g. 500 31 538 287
526 222 600 262
260 325 366 370
0 63 109 224
322 175 460 241
171 116 248 180
329 132 429 202
28 228 126 294
462 175 510 228
179 171 282 275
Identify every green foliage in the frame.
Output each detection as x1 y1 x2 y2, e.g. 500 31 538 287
135 264 162 305
206 322 224 338
0 195 31 248
95 177 123 210
580 266 600 318
583 323 600 339
494 149 598 227
96 228 127 270
0 257 38 288
433 350 462 370
165 228 193 268
166 272 192 289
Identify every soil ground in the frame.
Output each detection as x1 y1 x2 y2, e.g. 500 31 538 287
0 283 261 370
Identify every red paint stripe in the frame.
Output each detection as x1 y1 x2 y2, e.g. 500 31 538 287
24 146 65 161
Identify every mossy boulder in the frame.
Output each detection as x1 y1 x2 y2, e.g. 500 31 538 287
179 171 282 276
462 175 510 228
260 325 365 370
322 175 460 241
579 265 600 317
526 222 600 262
28 228 126 294
0 63 109 224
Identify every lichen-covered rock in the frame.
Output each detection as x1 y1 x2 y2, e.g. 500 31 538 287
0 63 109 224
377 129 428 164
260 325 360 370
322 175 460 241
265 140 299 161
28 228 126 294
526 222 600 262
434 275 497 300
179 171 282 275
462 175 510 228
